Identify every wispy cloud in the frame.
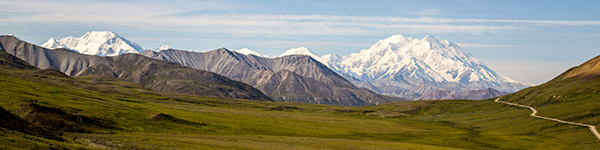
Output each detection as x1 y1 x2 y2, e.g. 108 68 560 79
457 43 512 48
1 0 599 37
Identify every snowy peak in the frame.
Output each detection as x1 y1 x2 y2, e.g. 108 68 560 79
159 45 171 50
280 47 324 64
148 45 172 51
41 37 64 49
41 31 144 56
421 35 437 42
323 34 527 99
381 34 409 44
280 47 316 56
235 48 269 57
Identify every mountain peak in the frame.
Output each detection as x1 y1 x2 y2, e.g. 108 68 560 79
84 31 118 36
41 38 62 49
280 47 324 64
381 34 410 45
159 45 171 50
149 45 172 51
421 35 442 46
41 31 144 56
281 47 315 56
235 48 268 57
421 35 436 41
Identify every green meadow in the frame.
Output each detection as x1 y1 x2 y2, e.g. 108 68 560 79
1 67 599 149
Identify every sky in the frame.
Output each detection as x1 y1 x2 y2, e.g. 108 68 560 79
1 0 599 84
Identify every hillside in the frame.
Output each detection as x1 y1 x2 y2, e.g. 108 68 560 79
0 45 598 149
500 55 600 127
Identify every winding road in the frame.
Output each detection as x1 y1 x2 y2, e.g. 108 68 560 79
494 98 600 141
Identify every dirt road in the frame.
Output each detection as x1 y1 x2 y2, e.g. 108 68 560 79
494 98 600 141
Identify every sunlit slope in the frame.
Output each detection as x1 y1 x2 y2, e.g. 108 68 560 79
501 55 600 128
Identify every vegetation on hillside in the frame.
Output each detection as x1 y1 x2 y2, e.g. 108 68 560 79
1 48 600 149
0 59 598 149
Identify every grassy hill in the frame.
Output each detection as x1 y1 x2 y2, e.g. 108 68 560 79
501 55 600 128
1 50 600 149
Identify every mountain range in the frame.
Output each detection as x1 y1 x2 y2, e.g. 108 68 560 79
40 31 528 101
229 35 527 100
141 48 401 106
2 32 600 149
1 37 599 148
1 35 271 101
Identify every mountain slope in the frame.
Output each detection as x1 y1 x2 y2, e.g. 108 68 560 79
0 35 271 101
322 35 528 99
41 31 144 56
501 54 600 126
0 47 35 69
141 48 402 106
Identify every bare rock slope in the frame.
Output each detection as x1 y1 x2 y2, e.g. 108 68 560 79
141 49 402 106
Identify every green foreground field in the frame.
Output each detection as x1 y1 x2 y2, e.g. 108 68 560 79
1 67 599 149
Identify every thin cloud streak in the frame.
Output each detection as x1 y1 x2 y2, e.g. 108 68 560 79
457 43 512 48
2 1 599 37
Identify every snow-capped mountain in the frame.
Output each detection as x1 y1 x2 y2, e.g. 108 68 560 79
235 48 269 57
279 47 325 64
321 35 528 99
148 45 172 51
41 31 144 56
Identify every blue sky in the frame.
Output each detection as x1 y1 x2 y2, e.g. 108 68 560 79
1 0 599 84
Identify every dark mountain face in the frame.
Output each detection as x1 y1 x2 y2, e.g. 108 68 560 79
141 49 403 106
0 47 34 69
0 35 271 101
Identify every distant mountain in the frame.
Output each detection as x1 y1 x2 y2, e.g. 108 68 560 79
41 31 144 56
418 88 506 100
39 31 523 100
1 35 271 101
321 35 528 100
235 48 269 57
141 48 402 106
148 45 172 51
280 47 325 64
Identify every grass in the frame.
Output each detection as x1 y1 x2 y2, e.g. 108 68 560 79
1 66 599 149
502 73 600 126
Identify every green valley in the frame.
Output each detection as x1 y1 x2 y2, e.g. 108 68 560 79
1 49 600 149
